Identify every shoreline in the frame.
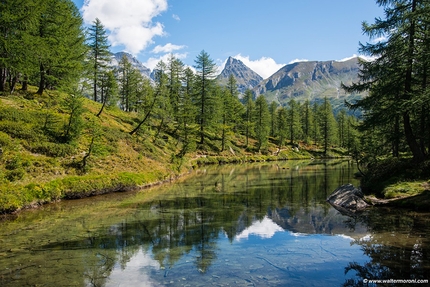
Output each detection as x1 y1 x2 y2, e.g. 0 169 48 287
0 156 348 216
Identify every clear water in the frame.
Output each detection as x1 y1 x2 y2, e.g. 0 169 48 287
1 160 429 286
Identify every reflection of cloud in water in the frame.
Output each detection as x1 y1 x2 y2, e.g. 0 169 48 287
105 249 160 287
235 216 284 241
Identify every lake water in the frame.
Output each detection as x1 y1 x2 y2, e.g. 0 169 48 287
1 160 429 286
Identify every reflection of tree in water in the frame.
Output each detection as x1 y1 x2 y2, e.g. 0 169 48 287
0 161 360 286
342 208 430 286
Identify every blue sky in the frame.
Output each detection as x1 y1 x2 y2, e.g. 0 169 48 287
72 0 384 78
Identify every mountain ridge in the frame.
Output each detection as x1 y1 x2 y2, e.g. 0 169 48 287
252 57 366 111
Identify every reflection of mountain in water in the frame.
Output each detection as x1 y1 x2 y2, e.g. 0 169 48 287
268 206 368 238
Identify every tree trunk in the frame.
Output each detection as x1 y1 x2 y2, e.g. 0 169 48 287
21 74 28 91
10 74 18 94
0 68 8 92
37 63 45 95
392 115 400 157
129 95 157 136
403 112 425 162
402 0 424 162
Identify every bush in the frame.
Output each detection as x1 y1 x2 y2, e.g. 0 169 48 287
5 168 25 181
0 121 41 141
26 142 76 157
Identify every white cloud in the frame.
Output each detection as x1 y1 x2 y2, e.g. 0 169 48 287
232 54 285 79
289 58 309 64
143 52 188 71
172 14 180 21
338 54 376 62
235 216 284 241
82 0 168 54
105 249 160 287
152 43 186 54
338 54 360 62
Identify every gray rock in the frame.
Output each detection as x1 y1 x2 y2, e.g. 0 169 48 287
327 184 369 212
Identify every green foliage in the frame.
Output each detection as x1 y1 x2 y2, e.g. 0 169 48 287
254 95 270 151
193 50 218 144
344 0 430 162
87 18 111 102
62 92 84 142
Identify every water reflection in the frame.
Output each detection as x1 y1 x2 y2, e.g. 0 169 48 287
342 208 430 286
0 160 429 286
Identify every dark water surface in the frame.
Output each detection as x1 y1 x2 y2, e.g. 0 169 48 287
1 160 429 286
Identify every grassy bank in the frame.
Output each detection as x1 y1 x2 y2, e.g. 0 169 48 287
0 87 349 214
360 158 430 210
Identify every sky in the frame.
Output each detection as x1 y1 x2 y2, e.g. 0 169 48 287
72 0 385 79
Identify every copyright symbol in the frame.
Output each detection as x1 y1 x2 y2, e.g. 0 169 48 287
363 279 368 283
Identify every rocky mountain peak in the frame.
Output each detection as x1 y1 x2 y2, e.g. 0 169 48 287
217 56 263 94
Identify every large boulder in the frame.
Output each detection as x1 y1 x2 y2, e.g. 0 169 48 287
327 184 370 213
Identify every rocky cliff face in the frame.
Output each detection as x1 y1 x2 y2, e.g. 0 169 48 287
253 57 365 110
110 52 152 79
217 56 263 93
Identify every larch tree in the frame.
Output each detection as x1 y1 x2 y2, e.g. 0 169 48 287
343 0 430 162
243 89 255 147
287 98 302 145
269 101 278 138
96 70 118 117
88 18 111 103
300 99 313 144
34 0 86 94
0 0 41 92
319 97 338 155
254 95 270 151
193 50 218 145
276 106 288 149
176 67 197 156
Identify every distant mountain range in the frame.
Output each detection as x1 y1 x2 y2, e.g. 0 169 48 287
109 52 365 112
253 58 364 106
218 56 366 112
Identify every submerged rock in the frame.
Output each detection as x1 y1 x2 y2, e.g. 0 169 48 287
327 184 369 213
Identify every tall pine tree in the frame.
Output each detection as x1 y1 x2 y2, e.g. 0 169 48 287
193 50 218 145
88 18 111 103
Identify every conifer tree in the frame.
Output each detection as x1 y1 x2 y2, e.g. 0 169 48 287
301 99 313 144
243 89 255 147
166 54 184 123
287 98 302 145
225 75 244 133
344 0 430 162
312 102 321 145
319 97 338 154
96 70 118 117
118 55 144 112
276 107 288 149
0 0 41 92
34 0 86 94
153 60 171 137
193 50 218 145
269 101 278 138
88 18 111 102
254 95 270 151
336 109 347 148
177 67 197 155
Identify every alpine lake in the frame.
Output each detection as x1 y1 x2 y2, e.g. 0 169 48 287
1 160 429 287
